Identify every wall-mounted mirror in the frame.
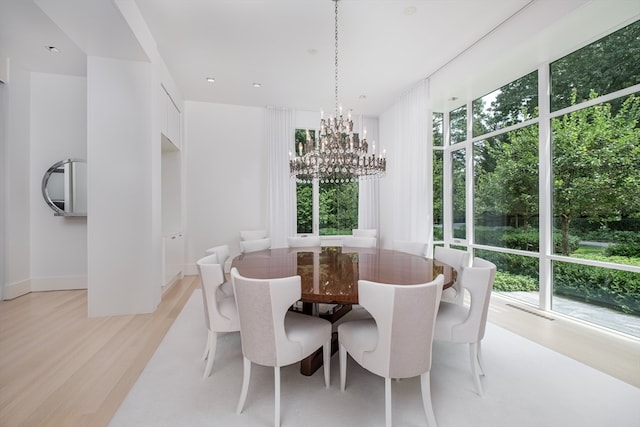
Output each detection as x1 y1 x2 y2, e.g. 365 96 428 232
42 158 87 217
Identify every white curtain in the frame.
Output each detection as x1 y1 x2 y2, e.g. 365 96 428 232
383 79 430 245
358 115 380 231
267 107 296 249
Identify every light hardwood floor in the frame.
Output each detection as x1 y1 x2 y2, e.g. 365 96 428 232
0 276 199 427
1 277 638 427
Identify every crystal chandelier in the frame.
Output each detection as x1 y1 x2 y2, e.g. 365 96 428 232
289 0 386 184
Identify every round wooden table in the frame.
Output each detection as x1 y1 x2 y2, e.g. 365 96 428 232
231 246 455 376
231 246 455 305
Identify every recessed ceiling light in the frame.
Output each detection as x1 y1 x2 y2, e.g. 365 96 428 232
404 6 417 16
46 46 60 53
359 95 367 99
252 82 262 88
206 77 215 83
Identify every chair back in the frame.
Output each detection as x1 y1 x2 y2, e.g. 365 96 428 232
434 246 471 274
287 235 321 248
392 240 428 257
205 244 230 272
230 268 304 367
197 253 239 330
454 257 497 341
357 275 444 379
240 230 268 241
352 228 377 238
240 237 271 254
342 235 377 248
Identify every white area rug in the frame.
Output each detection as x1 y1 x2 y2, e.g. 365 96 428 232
110 291 640 427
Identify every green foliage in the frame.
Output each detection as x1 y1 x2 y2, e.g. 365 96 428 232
493 271 538 292
474 227 581 254
551 92 640 254
553 262 640 315
580 228 640 243
475 249 539 281
605 243 640 258
296 184 313 233
550 19 640 112
318 181 358 235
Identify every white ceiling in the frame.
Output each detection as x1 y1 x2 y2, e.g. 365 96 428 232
1 0 639 115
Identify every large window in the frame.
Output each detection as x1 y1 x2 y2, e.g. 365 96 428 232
435 19 640 337
433 112 444 240
295 128 359 235
451 147 466 240
550 20 640 112
474 125 539 247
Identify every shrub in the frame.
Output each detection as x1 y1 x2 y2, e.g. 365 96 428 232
493 272 538 292
605 243 640 257
553 262 640 315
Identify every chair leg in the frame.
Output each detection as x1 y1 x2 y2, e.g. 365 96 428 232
339 343 347 391
202 331 217 379
384 377 392 427
469 342 484 396
420 372 437 427
323 340 331 388
476 341 486 376
202 331 211 361
236 357 251 414
274 366 281 427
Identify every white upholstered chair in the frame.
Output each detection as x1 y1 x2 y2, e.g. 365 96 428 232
393 239 428 257
342 235 377 248
239 229 268 241
239 237 271 254
196 253 240 379
204 244 232 296
433 246 471 304
434 257 496 396
338 275 444 427
287 235 321 248
230 268 332 427
352 228 377 238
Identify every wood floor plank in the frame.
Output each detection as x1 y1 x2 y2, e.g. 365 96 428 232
0 276 199 427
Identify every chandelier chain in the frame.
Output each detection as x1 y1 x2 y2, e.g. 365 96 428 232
288 0 386 184
334 0 339 116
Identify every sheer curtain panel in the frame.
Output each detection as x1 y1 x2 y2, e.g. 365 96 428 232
381 80 430 246
267 107 296 249
358 115 380 232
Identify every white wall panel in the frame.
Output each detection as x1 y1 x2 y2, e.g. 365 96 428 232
87 56 158 316
30 73 87 287
184 101 265 273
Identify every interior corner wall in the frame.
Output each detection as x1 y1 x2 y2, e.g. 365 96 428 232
3 63 31 299
30 73 87 291
184 101 266 274
0 81 5 300
87 56 158 316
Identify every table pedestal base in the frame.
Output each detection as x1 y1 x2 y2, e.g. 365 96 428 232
299 303 352 376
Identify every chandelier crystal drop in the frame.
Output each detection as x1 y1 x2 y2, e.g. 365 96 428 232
289 0 386 184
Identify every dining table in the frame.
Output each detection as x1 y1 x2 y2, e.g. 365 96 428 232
231 245 456 375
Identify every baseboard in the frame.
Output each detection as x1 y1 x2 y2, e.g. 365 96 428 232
31 276 88 292
3 279 31 300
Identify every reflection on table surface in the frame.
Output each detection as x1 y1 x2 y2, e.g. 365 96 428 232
231 246 455 305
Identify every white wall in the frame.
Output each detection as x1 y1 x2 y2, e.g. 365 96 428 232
30 73 87 291
0 80 5 299
3 63 31 299
87 56 159 316
184 101 266 273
